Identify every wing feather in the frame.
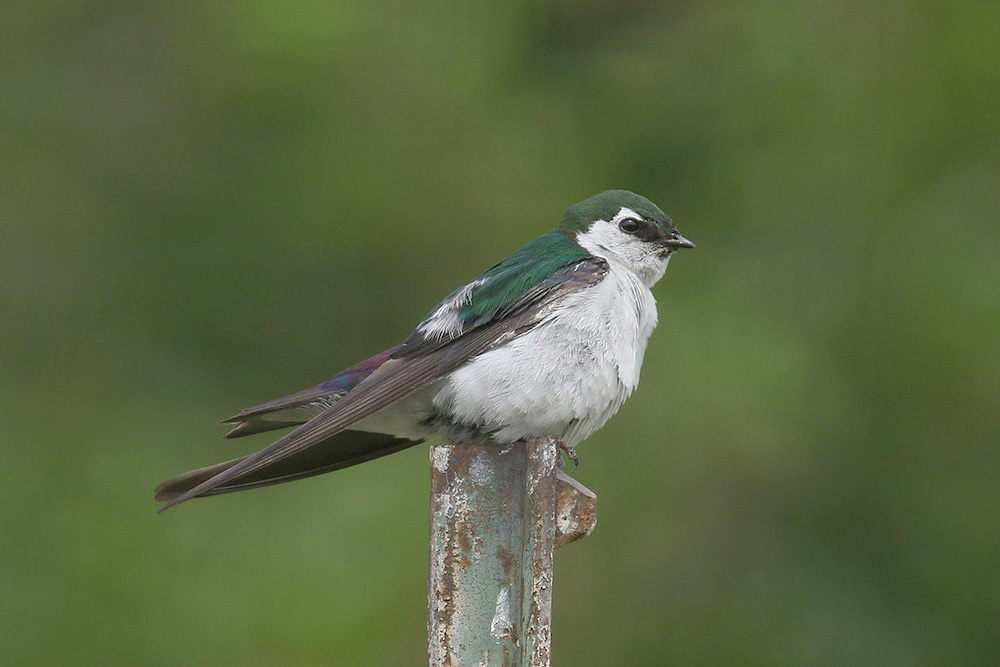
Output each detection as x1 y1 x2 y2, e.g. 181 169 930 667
158 252 607 511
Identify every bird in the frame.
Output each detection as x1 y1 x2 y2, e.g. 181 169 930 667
155 190 693 512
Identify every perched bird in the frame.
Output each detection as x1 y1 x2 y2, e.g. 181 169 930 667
156 190 693 511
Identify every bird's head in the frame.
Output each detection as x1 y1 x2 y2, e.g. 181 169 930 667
560 190 694 287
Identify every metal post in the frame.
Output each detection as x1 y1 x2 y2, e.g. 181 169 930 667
429 437 597 667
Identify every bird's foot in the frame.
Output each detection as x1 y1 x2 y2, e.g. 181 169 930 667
557 440 579 469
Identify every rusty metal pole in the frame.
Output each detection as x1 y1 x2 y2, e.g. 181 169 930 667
428 437 597 667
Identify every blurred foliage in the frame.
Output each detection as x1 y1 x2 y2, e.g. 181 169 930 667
2 1 999 665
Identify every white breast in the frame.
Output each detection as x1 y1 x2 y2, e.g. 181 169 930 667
428 262 660 446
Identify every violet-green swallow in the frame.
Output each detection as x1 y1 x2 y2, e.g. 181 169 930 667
155 190 693 511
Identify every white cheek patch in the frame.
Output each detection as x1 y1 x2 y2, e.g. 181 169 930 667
575 210 648 260
575 219 623 258
575 209 670 288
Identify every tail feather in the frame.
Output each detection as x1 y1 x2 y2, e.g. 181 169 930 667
155 430 422 506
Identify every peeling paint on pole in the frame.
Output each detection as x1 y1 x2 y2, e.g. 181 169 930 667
429 438 558 666
428 438 597 667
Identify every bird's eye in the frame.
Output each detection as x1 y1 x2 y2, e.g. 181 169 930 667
619 218 642 234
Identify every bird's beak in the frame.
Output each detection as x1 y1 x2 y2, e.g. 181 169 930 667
663 233 695 249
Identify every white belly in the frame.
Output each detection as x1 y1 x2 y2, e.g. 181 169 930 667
427 263 659 446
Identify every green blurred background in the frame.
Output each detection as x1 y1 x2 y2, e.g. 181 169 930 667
3 2 998 665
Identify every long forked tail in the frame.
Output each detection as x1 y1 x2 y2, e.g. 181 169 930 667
155 430 422 507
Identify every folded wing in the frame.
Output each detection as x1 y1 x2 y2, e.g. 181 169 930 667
157 231 606 512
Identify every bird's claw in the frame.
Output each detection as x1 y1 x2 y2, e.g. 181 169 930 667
557 440 579 469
